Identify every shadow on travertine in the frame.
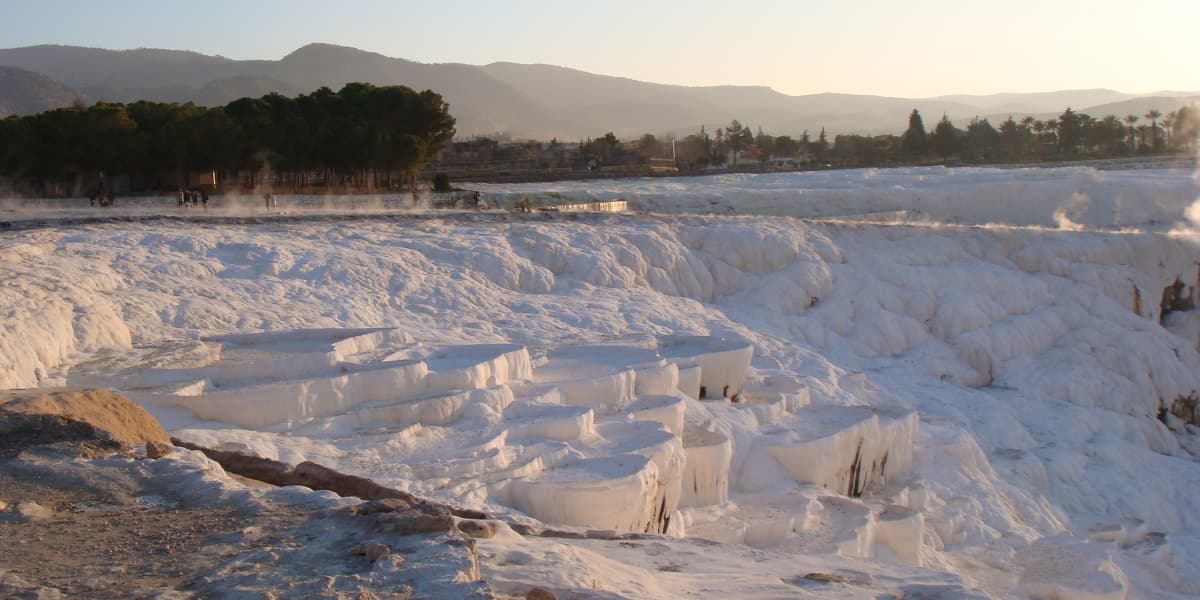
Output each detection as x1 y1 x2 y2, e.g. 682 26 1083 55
0 387 495 598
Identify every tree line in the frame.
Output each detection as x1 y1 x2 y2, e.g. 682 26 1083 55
890 106 1200 165
4 85 1197 196
581 106 1199 172
0 83 455 195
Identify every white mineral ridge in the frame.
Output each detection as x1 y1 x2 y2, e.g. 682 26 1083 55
479 165 1198 229
3 164 1200 598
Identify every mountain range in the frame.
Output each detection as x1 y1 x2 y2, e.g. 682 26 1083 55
2 43 1196 139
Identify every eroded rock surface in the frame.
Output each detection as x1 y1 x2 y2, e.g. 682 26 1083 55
0 388 168 457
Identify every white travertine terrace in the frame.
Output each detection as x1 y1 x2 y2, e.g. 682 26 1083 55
122 328 916 537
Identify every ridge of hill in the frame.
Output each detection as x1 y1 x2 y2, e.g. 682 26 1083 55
1 43 1195 138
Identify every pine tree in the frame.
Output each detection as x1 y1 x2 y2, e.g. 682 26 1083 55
901 109 927 159
931 115 961 159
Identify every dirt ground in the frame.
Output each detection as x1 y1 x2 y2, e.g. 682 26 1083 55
0 386 495 598
0 463 310 599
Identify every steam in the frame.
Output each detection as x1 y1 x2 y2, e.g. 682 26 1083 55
1189 146 1200 228
1169 145 1200 238
1053 191 1088 231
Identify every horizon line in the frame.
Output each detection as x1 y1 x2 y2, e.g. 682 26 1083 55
3 41 1197 101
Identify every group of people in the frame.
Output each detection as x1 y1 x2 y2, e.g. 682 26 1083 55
467 191 538 213
177 189 209 210
263 193 280 209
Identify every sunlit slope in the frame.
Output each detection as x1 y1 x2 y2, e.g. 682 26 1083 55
3 217 1197 425
2 214 1200 596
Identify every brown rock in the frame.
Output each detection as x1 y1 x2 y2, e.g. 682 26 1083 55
801 572 847 584
353 542 391 562
0 389 169 457
171 440 292 482
379 506 456 536
353 498 414 515
452 507 489 520
457 519 499 539
539 528 586 540
508 523 541 536
293 461 422 504
145 440 173 459
526 586 557 600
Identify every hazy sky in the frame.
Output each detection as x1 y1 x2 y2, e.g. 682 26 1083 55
2 0 1198 98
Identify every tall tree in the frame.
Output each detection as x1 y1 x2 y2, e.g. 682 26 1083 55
773 135 799 158
724 120 752 165
1056 108 1083 154
901 109 927 159
1124 114 1139 150
1096 115 1126 153
931 115 961 159
1043 118 1059 149
636 133 662 160
1144 109 1162 149
1163 110 1177 149
816 128 829 162
1019 116 1035 155
1142 109 1161 150
999 116 1023 159
964 118 1000 160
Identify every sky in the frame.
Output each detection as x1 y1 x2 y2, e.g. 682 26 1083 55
2 0 1198 98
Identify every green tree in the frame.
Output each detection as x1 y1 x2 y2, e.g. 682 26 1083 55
1043 118 1059 149
0 82 456 195
773 135 799 157
582 132 621 163
755 127 775 160
1019 116 1035 155
1095 115 1125 153
636 133 662 160
964 118 1000 161
431 172 452 192
1123 114 1139 151
901 109 927 159
999 116 1023 159
1056 108 1083 154
931 115 962 159
1144 109 1162 149
724 120 752 165
1162 111 1176 149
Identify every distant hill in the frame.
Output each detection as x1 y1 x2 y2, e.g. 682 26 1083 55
0 65 81 117
0 43 1195 139
79 75 305 106
1077 96 1200 119
265 44 563 138
0 45 265 88
927 89 1135 116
